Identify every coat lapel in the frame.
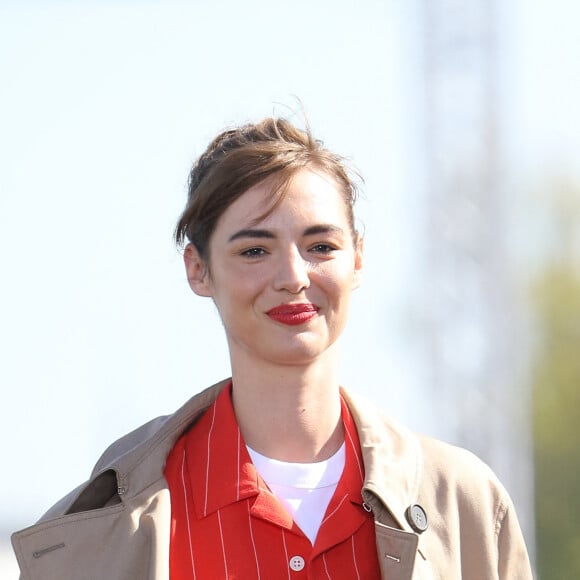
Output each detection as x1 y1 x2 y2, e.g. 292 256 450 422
375 521 419 579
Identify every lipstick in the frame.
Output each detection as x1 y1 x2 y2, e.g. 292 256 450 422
266 303 319 326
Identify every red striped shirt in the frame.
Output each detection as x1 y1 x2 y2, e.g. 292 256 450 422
164 384 381 579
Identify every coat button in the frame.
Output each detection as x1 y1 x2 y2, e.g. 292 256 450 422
405 504 428 533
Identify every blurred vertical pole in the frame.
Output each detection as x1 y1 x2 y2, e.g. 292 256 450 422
419 0 535 556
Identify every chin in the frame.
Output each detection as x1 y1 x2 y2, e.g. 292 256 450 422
261 338 336 367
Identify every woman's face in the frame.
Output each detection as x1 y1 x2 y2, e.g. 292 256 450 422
184 168 363 367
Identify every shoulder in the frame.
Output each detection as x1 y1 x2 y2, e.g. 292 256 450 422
342 386 513 526
92 380 229 475
35 380 229 522
416 433 516 535
90 415 170 476
344 387 506 488
418 433 500 486
416 433 532 575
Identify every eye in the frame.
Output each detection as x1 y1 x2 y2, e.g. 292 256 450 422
310 243 337 254
240 247 267 258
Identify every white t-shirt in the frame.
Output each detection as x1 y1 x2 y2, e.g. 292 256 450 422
247 443 346 544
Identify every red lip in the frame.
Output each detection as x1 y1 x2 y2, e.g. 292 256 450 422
266 303 319 326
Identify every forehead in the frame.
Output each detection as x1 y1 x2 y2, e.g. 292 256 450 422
216 169 349 233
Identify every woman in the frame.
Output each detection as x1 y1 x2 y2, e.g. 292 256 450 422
12 118 532 579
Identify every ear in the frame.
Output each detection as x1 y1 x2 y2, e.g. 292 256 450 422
183 244 213 297
352 235 364 290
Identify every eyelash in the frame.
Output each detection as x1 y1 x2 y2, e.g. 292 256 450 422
240 247 267 258
310 243 336 254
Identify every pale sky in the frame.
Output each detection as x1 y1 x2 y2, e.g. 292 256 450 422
0 0 408 528
1 1 579 575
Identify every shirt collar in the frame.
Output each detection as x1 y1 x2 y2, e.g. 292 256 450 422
184 382 263 519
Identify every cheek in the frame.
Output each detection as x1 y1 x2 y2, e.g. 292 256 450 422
315 263 357 301
211 268 266 308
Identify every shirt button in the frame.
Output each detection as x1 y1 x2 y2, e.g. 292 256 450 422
289 555 305 571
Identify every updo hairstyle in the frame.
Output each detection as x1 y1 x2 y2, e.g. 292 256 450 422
175 117 360 261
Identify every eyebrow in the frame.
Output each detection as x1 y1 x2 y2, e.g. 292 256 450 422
303 224 345 236
227 224 345 243
228 229 275 242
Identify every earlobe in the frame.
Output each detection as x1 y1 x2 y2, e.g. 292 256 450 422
183 244 213 297
352 236 364 290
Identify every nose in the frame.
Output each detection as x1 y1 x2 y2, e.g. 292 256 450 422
273 246 310 294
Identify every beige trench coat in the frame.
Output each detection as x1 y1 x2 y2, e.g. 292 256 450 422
12 380 533 579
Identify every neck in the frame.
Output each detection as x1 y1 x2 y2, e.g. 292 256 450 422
230 349 344 463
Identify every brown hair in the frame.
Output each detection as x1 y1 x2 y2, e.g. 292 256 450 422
174 117 360 261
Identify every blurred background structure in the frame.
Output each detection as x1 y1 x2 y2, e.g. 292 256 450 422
1 1 580 578
419 0 534 543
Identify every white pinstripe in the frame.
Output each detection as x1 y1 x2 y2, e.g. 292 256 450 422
281 530 291 580
321 494 349 526
351 536 361 580
344 425 364 480
217 509 228 578
180 450 197 580
322 553 332 579
203 403 217 517
247 500 261 579
236 428 241 502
